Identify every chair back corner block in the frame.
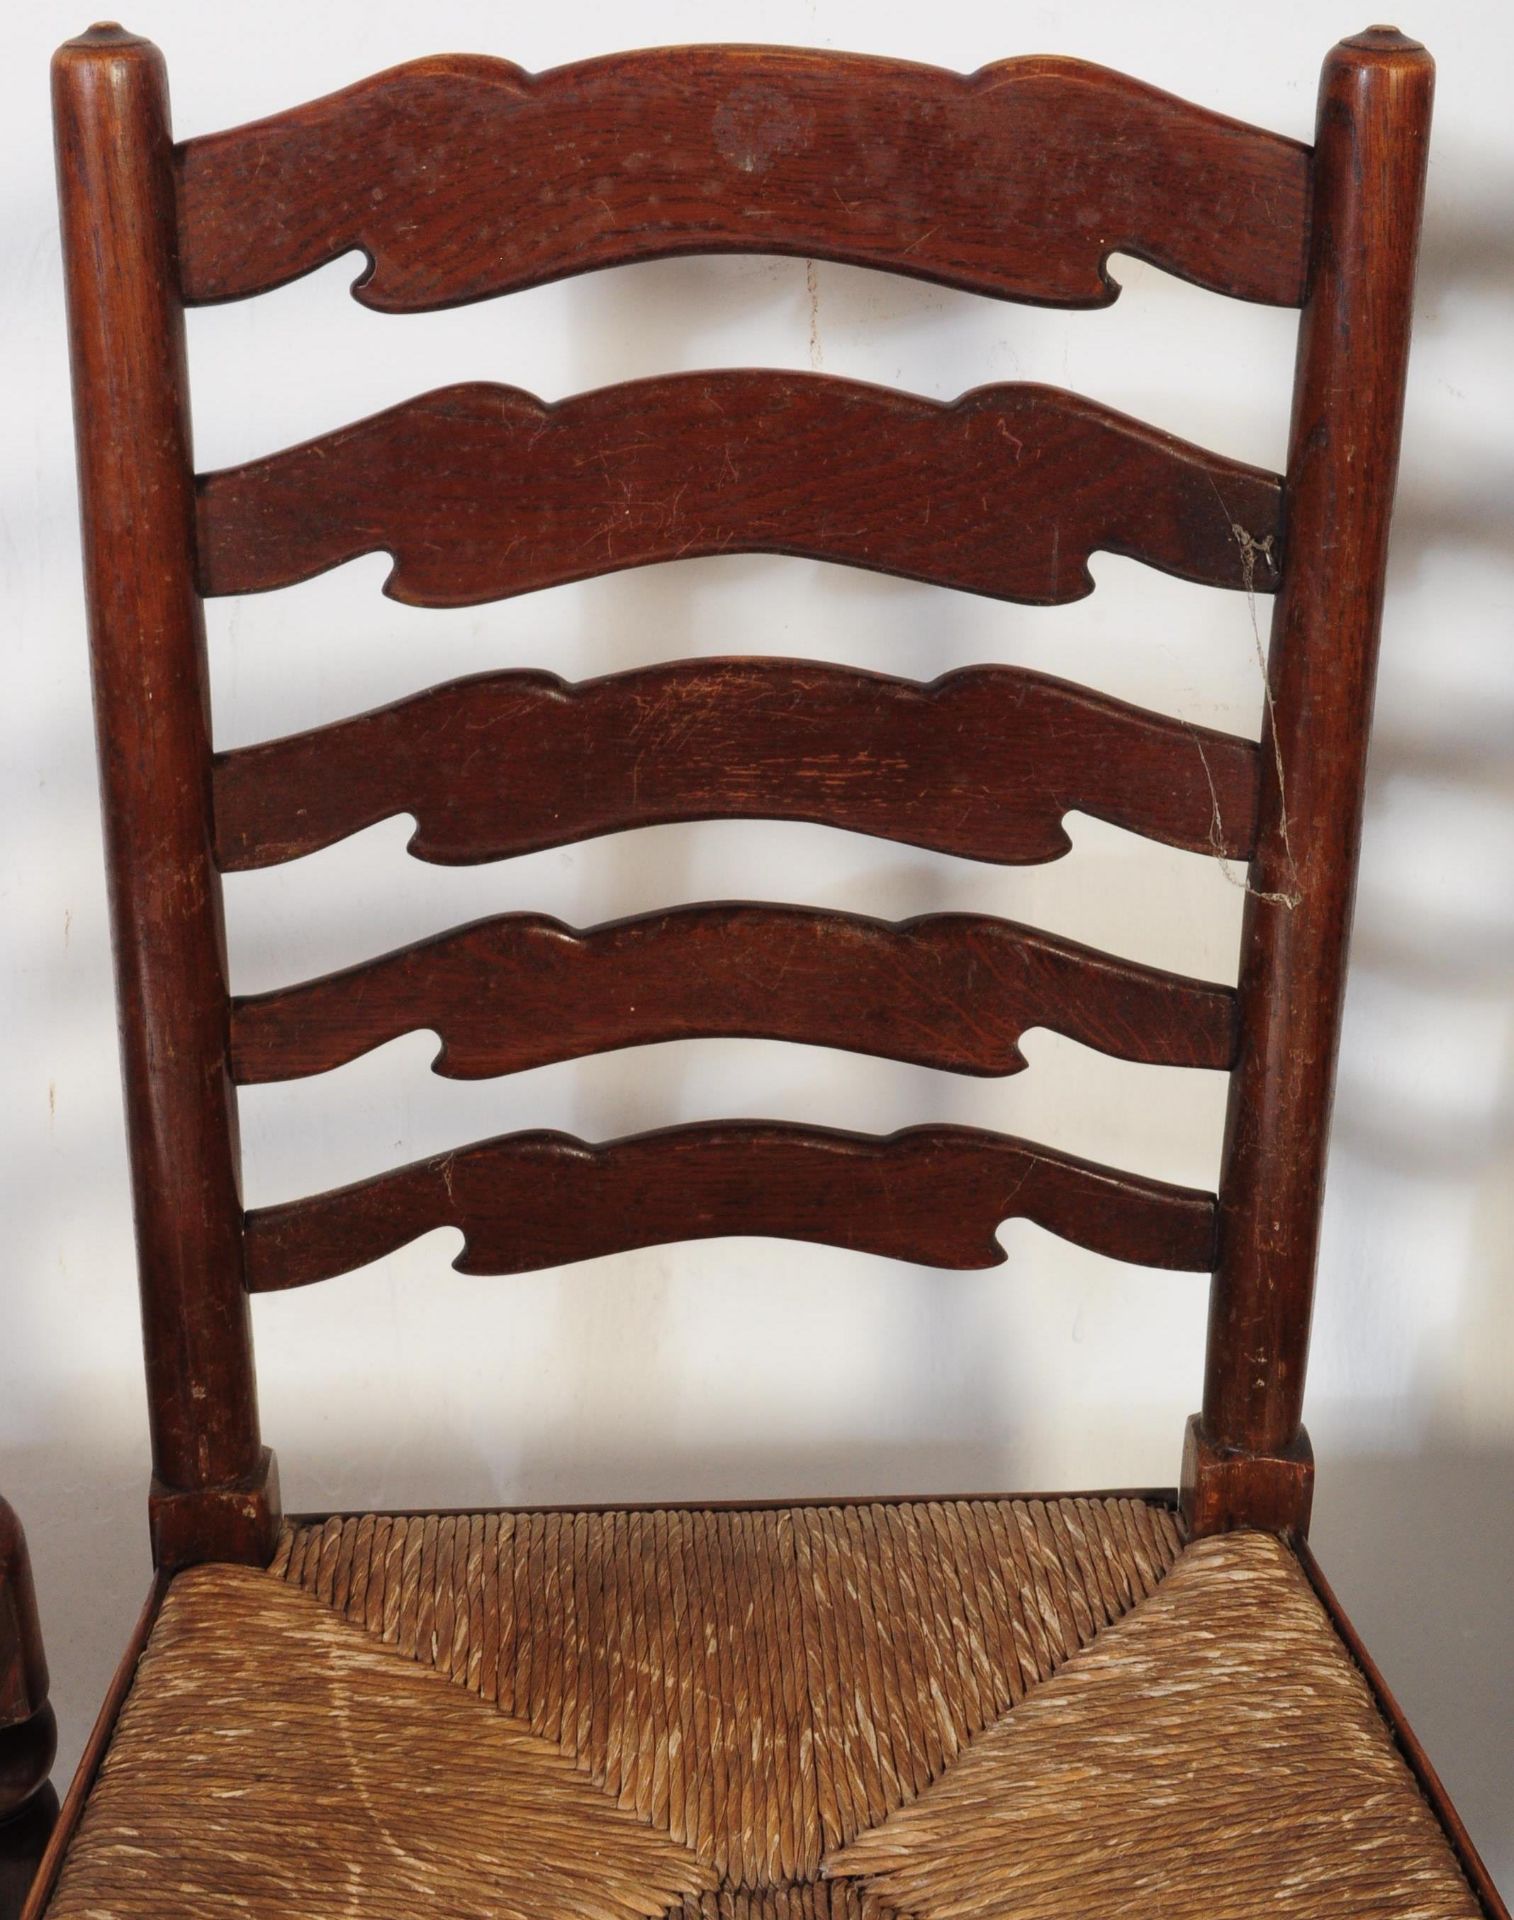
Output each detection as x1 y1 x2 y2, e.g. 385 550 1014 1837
50 21 1435 1556
148 1450 283 1575
1180 1414 1315 1539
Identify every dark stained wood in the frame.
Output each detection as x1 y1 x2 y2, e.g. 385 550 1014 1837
174 47 1311 313
213 660 1260 872
0 1497 55 1915
14 1575 169 1920
1191 30 1436 1534
149 1449 282 1575
230 903 1237 1084
0 1502 47 1737
52 24 278 1567
244 1123 1218 1289
1179 1414 1313 1539
194 376 1283 608
1295 1539 1514 1920
0 1789 59 1920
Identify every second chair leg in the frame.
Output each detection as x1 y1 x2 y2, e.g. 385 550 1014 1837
0 1497 56 1920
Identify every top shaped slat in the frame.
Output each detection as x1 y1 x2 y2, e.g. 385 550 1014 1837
174 47 1311 312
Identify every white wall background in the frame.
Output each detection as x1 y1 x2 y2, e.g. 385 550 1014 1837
3 0 1510 1895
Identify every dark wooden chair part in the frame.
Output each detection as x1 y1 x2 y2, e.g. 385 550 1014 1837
0 1500 56 1920
51 18 1425 1554
40 18 1510 1920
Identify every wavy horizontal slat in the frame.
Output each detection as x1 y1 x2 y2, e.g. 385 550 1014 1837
215 661 1258 874
175 48 1310 311
242 1122 1218 1288
195 376 1282 606
229 903 1238 1084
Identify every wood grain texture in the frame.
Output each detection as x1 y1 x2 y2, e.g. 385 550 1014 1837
1180 1415 1313 1540
243 1123 1218 1290
149 1448 282 1575
230 904 1237 1084
213 660 1260 872
194 376 1283 607
52 25 276 1559
1198 30 1435 1507
174 47 1311 313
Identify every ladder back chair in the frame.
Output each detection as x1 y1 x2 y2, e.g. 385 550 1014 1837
30 17 1508 1919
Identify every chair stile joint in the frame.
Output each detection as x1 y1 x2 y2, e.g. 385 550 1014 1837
1180 1416 1316 1539
148 1449 283 1574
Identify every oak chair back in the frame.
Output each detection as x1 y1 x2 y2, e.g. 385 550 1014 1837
52 24 1433 1567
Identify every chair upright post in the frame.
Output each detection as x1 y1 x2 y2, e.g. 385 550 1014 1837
1185 29 1435 1537
52 26 277 1569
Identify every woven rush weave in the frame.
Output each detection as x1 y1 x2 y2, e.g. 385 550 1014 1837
45 1566 715 1920
42 1499 1482 1920
828 1529 1483 1920
272 1497 1181 1884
